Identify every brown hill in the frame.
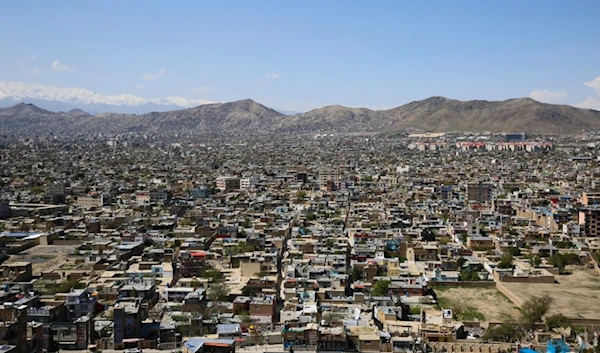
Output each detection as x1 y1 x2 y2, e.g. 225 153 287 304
1 97 599 135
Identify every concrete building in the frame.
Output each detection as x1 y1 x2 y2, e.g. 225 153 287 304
216 177 241 192
467 182 494 202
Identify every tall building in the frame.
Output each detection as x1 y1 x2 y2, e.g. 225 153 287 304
467 182 494 202
580 207 600 237
215 177 241 192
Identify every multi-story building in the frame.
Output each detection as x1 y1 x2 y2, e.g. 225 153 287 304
582 192 600 206
216 177 241 192
76 192 107 208
65 289 97 320
467 182 494 202
0 304 27 353
150 190 171 203
240 177 257 189
52 316 91 350
180 251 210 278
580 207 600 237
113 298 143 346
318 167 340 186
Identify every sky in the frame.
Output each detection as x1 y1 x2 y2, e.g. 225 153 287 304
2 0 600 112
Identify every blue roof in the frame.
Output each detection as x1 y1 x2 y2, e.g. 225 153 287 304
519 348 539 353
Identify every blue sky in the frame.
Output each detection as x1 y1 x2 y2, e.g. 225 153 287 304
2 0 600 111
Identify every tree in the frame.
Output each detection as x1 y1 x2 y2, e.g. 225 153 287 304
456 257 467 270
530 256 542 268
507 247 521 256
202 268 223 281
242 218 252 228
483 323 526 342
352 267 363 281
371 280 391 296
520 295 553 332
239 312 254 324
548 253 580 273
421 228 436 242
207 282 230 302
546 314 571 329
497 252 514 269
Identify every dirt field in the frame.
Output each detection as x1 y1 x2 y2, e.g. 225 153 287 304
6 244 78 275
500 267 600 320
435 286 520 322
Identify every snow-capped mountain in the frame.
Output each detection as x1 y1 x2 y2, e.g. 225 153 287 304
0 81 212 114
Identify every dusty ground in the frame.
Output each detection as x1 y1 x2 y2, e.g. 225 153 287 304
435 286 520 322
6 244 78 275
501 266 600 319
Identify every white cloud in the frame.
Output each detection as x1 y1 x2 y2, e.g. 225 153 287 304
136 85 145 89
0 80 213 107
576 76 600 110
529 89 567 103
26 54 36 60
584 76 600 96
577 96 600 110
51 60 75 72
266 72 281 79
141 67 166 80
192 86 214 93
256 78 262 83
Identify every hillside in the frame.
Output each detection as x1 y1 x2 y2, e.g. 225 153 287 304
380 97 600 134
1 97 599 136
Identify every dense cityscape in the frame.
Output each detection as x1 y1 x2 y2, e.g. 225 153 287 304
1 130 600 353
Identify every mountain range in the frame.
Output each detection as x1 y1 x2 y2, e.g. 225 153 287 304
0 81 213 114
1 96 599 136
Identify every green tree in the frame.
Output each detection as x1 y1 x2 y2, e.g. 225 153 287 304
242 218 252 228
421 228 436 242
207 282 230 302
520 295 553 332
548 253 580 273
507 247 521 256
371 280 391 296
352 267 363 281
546 314 571 329
202 268 223 281
497 252 514 269
239 312 254 324
483 323 526 342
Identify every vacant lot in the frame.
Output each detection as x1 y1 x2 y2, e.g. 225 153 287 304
435 286 520 322
501 267 600 320
6 244 77 275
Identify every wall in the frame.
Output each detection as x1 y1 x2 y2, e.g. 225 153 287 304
431 281 496 288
